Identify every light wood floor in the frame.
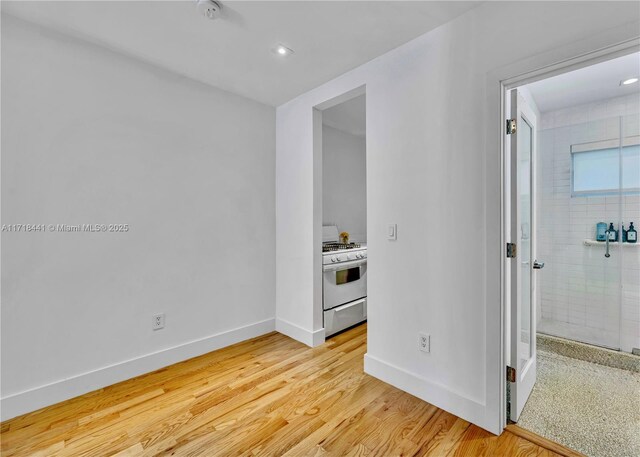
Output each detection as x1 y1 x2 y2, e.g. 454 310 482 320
1 324 583 456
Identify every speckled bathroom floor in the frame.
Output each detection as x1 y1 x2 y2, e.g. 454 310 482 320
518 349 640 457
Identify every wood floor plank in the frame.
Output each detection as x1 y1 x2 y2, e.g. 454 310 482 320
449 422 494 457
1 324 581 456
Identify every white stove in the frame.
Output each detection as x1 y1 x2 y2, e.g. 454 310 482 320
322 226 367 337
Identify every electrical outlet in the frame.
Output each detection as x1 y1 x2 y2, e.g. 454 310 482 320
418 333 430 353
152 313 165 330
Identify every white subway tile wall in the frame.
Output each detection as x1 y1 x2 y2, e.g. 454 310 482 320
537 93 640 353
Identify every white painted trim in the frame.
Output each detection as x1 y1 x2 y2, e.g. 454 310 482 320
276 318 325 347
501 37 640 90
0 318 275 421
364 354 488 431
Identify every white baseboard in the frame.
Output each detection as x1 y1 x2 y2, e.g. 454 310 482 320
0 318 275 421
275 318 325 347
364 353 493 433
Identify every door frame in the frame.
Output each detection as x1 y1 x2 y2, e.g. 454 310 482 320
498 38 640 429
312 85 367 344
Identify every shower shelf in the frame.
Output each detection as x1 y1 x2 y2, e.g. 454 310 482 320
583 239 640 247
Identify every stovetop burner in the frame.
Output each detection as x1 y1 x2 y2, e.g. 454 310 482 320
322 242 361 253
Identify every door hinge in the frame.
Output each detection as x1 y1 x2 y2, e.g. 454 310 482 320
506 119 516 135
506 243 517 258
506 366 516 383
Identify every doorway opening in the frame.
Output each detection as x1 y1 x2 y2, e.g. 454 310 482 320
505 52 640 457
317 90 368 341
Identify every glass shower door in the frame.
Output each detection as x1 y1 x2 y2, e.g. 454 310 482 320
536 114 639 352
620 113 640 354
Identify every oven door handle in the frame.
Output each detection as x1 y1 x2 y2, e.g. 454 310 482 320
332 298 367 313
323 258 367 272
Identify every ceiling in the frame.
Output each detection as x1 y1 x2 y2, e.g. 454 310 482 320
2 1 480 107
526 52 640 113
323 94 366 137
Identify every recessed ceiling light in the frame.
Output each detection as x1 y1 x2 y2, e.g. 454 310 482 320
621 77 639 85
273 44 294 57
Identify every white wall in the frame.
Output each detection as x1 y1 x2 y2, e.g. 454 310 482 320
536 93 640 353
322 125 367 242
275 1 640 434
1 15 275 420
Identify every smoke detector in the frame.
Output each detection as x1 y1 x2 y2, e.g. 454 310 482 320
197 0 222 20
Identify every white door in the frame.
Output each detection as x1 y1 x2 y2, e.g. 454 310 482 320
509 89 542 422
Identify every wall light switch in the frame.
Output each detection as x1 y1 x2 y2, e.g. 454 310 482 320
387 224 397 240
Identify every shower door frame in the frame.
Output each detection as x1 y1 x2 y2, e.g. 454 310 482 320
496 38 640 431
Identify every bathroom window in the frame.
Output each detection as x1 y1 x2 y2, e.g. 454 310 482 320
571 144 640 196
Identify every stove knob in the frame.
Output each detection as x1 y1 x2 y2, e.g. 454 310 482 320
336 255 343 261
331 256 337 263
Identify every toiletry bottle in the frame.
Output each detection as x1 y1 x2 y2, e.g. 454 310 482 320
608 223 618 242
596 222 607 241
627 222 637 243
621 223 627 243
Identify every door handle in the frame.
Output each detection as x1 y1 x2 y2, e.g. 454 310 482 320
533 260 545 270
